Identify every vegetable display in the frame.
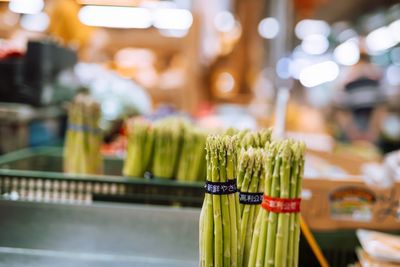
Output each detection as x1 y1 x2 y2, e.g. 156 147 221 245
123 118 154 177
249 140 305 267
123 116 207 181
199 131 305 267
176 127 207 182
199 134 240 267
64 94 102 175
151 117 186 179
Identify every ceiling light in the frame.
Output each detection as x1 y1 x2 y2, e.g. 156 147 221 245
153 8 193 30
301 34 329 55
276 57 291 79
295 19 330 40
258 17 279 39
9 0 44 14
388 19 400 43
214 11 235 33
299 61 339 87
333 40 360 66
366 26 396 53
79 5 152 29
20 12 49 32
386 65 400 86
216 72 235 93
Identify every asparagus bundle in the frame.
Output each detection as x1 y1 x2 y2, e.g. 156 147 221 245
64 94 102 175
123 118 154 177
237 129 272 191
176 127 207 181
238 128 272 150
224 127 242 136
248 140 305 267
237 148 265 267
199 134 240 267
151 117 186 179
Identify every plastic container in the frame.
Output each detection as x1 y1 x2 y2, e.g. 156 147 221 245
0 147 204 206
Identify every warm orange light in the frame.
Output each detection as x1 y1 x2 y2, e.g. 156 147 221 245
212 71 239 98
216 72 235 94
76 0 146 6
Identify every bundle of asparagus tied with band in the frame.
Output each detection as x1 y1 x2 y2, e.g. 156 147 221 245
237 148 265 267
123 118 154 177
248 140 305 267
151 117 186 179
199 134 240 267
64 94 102 175
237 129 272 191
176 127 207 182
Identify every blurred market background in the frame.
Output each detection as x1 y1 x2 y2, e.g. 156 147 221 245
0 0 400 153
1 0 400 155
1 0 400 267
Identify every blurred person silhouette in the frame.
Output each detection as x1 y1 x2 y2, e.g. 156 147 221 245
331 38 387 147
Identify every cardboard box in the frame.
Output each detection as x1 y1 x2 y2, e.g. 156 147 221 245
302 176 400 231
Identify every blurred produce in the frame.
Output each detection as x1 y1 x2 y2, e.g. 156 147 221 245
176 127 207 182
123 116 210 181
123 118 154 178
237 128 272 152
151 117 187 179
64 94 102 175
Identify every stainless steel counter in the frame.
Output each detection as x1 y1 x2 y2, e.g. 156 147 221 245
0 200 200 266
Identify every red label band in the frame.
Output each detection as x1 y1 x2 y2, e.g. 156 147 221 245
261 195 301 213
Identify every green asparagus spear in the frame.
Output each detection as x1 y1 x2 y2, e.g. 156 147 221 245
293 143 305 267
208 137 223 267
205 140 214 267
287 142 300 267
274 142 292 267
253 142 276 267
225 136 239 267
265 145 282 267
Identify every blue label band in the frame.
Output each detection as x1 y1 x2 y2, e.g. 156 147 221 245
239 192 263 205
204 179 237 195
68 124 101 135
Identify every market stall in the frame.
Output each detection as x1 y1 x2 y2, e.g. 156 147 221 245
1 0 400 267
